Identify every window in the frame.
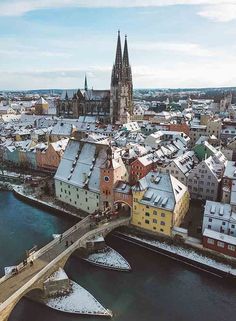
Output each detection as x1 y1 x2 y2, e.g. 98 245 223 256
85 198 88 202
145 219 150 224
232 225 235 229
209 218 212 222
64 190 67 194
153 219 157 224
217 241 224 248
153 210 157 215
161 221 165 226
161 213 165 217
207 238 214 245
228 245 235 251
60 182 62 185
153 227 156 230
160 228 164 232
208 225 211 229
77 195 79 199
146 205 149 209
222 222 226 226
145 212 150 217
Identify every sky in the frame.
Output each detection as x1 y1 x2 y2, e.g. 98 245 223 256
0 0 236 90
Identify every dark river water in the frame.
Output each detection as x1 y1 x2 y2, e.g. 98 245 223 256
1 191 236 321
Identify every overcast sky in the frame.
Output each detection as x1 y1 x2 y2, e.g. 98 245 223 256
1 0 236 90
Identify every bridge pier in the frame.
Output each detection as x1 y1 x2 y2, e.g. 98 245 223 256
0 217 130 320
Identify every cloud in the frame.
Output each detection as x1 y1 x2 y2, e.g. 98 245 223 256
198 4 236 22
3 66 111 79
132 41 216 57
0 0 233 16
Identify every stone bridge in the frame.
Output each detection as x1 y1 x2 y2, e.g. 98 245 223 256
0 215 130 321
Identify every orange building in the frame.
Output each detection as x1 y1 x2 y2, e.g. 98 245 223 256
169 123 190 136
36 139 68 171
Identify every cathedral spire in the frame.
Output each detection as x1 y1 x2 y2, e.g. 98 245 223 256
123 34 129 67
84 74 88 91
115 30 122 69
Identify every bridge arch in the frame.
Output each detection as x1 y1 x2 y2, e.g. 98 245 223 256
114 200 132 217
4 285 44 321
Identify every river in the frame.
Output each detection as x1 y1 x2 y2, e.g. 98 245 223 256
0 191 236 321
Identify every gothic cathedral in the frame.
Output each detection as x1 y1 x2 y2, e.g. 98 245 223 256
56 31 133 124
110 31 133 124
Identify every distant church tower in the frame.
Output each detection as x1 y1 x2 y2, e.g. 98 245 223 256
110 31 133 124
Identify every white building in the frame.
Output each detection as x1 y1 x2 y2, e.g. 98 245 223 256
164 151 196 185
54 139 128 214
187 155 225 201
202 201 236 237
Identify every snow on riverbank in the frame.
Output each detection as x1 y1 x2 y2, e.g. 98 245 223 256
85 246 131 271
13 186 81 218
45 280 111 317
123 233 233 274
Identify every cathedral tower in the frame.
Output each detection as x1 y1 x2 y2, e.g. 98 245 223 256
110 31 133 124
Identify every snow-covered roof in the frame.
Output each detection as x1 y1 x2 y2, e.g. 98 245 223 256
133 171 188 211
204 200 231 220
50 122 73 136
172 151 195 175
203 228 236 246
55 140 116 192
51 138 69 152
224 161 236 180
35 97 48 105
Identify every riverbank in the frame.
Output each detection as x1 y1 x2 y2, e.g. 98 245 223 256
114 232 236 279
13 186 85 220
10 188 236 279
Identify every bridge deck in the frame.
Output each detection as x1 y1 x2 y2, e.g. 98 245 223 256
0 215 130 312
0 218 91 304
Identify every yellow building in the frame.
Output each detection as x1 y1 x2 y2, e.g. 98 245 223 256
35 97 49 115
131 171 190 236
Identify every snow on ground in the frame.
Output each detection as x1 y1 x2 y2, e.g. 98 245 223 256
48 268 68 281
45 280 111 316
4 266 17 276
125 234 233 273
86 246 131 271
13 186 81 218
52 234 60 239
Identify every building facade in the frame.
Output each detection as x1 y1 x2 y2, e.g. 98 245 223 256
131 171 190 236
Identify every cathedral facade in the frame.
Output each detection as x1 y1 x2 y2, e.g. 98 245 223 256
56 32 133 124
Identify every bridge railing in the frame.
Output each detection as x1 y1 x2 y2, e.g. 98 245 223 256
0 215 91 285
33 214 91 260
0 216 130 315
79 217 130 246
